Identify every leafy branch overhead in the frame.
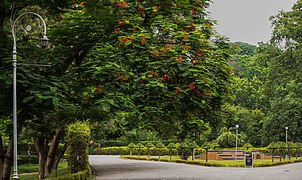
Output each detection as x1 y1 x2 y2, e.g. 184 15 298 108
81 0 234 138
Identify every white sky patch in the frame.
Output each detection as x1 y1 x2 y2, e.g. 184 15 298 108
207 0 297 45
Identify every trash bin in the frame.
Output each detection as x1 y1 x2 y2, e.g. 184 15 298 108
245 151 253 168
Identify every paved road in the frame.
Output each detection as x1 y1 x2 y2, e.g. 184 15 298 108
89 155 302 180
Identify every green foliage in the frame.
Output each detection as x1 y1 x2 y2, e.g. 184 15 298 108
127 143 136 149
18 155 39 165
66 122 91 174
136 143 144 148
167 143 177 149
243 143 253 150
215 127 245 148
211 142 220 149
260 1 302 145
156 142 166 149
95 146 177 156
295 142 302 148
277 141 287 149
94 146 129 155
267 142 278 149
123 156 302 167
81 0 234 141
189 142 199 149
287 142 295 149
201 142 211 149
232 42 257 56
179 142 188 149
145 142 155 149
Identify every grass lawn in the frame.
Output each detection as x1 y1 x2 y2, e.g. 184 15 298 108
11 162 68 180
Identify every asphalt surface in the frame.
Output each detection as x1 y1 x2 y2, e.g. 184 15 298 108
89 155 302 180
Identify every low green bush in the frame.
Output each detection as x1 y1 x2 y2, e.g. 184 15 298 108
67 122 91 174
18 155 39 165
93 146 179 156
149 157 159 161
175 159 186 163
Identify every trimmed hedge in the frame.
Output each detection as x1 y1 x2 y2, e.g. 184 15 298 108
93 146 204 156
67 122 91 174
98 140 179 147
122 156 302 168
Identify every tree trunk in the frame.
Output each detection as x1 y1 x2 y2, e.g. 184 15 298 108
34 137 48 180
296 148 298 159
272 149 274 162
2 137 13 180
191 148 194 160
0 136 4 177
51 143 67 176
148 149 150 159
45 128 63 177
206 149 208 162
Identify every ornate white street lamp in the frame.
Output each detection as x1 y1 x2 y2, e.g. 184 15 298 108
11 12 48 180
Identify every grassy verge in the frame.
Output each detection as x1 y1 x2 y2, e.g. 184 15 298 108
12 162 68 180
122 155 302 167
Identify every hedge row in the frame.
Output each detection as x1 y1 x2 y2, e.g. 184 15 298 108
122 156 231 167
123 156 302 167
47 170 91 180
93 146 205 156
98 140 178 147
254 158 302 167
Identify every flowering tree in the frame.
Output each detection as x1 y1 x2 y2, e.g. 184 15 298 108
81 0 233 139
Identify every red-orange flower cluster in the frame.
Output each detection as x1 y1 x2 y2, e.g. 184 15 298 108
137 7 145 16
174 55 183 63
192 60 199 64
114 1 128 8
188 83 196 90
141 37 146 45
192 7 197 16
96 84 104 94
161 74 169 81
175 87 182 94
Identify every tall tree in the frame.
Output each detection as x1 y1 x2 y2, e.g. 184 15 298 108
80 0 234 140
261 0 302 145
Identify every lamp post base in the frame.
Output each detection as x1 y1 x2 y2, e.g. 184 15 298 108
12 174 19 180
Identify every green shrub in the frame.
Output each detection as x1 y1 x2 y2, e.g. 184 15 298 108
99 141 129 147
66 122 91 173
18 155 39 165
94 146 129 155
175 159 186 163
149 157 159 161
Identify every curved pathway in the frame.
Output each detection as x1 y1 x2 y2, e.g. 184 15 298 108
89 155 302 180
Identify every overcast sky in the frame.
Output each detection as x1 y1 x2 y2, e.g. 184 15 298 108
207 0 297 45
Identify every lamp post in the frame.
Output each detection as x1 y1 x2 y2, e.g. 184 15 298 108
235 124 239 160
285 127 288 143
11 12 48 180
